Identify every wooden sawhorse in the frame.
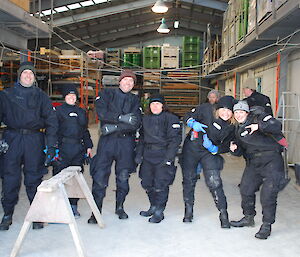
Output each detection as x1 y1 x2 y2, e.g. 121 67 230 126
10 166 104 257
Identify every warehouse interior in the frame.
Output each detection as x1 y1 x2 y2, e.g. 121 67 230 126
0 0 300 256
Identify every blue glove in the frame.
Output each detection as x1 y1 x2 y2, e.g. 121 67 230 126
44 146 60 166
187 118 207 133
202 134 218 154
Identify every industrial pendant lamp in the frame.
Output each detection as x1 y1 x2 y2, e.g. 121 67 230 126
157 18 170 33
152 0 168 13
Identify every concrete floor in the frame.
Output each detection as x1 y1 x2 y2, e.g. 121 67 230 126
0 124 299 257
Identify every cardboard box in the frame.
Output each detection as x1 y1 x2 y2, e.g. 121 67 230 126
9 0 30 12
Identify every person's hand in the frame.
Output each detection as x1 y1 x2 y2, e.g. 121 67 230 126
101 124 118 135
245 124 258 134
44 146 56 167
0 139 9 154
230 141 238 152
202 134 218 154
134 155 143 165
187 118 207 133
118 113 138 126
86 148 93 157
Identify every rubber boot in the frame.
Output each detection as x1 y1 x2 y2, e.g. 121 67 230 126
88 202 102 224
140 190 156 217
115 201 128 219
32 222 44 230
140 206 156 217
255 222 271 239
88 214 97 224
149 208 164 223
183 203 193 223
219 209 230 229
0 214 13 231
230 215 255 227
71 204 80 219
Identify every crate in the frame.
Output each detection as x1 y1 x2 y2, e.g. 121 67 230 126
143 47 161 69
161 57 179 69
105 48 121 67
248 0 256 32
124 47 141 53
238 0 249 40
161 45 179 57
9 0 29 12
143 72 160 88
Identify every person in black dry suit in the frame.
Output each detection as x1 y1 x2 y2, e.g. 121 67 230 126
0 61 58 231
230 100 288 239
88 70 142 223
135 94 182 223
242 77 273 116
181 95 236 228
54 85 93 218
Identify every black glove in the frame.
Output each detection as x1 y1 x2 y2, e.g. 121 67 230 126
83 154 92 165
44 146 56 167
134 155 143 165
101 124 118 136
118 113 138 126
0 139 9 154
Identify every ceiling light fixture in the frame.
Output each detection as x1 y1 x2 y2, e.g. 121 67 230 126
157 18 170 34
152 0 168 13
174 20 179 29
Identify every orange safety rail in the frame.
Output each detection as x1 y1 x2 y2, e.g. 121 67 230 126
27 51 31 61
275 53 281 116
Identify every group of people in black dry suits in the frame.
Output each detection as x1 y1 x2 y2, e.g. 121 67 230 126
0 64 288 240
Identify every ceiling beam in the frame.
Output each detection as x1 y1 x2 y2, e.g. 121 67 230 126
52 0 227 27
56 19 213 49
0 27 27 49
59 8 222 39
182 0 227 11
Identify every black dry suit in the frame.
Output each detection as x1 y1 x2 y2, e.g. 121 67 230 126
136 111 182 220
0 83 57 215
181 102 235 223
232 110 285 224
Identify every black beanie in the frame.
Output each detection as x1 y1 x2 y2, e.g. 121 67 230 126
17 61 36 80
149 94 165 104
61 84 78 98
216 95 237 111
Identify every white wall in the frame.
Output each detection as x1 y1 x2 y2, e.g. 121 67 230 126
223 50 300 163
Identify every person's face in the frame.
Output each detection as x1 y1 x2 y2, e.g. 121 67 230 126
119 77 134 93
243 88 253 97
65 93 77 105
234 110 248 123
20 69 35 87
218 108 233 121
150 102 163 115
208 93 218 104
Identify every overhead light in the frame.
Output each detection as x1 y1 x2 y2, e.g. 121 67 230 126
55 6 68 13
152 0 168 13
157 18 170 34
67 3 81 9
174 20 179 28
